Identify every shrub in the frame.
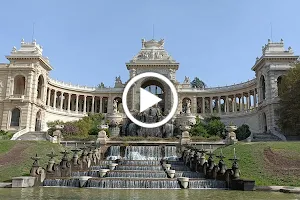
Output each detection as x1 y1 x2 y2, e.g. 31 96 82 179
62 122 80 136
89 127 99 135
0 130 13 140
206 119 225 136
235 124 251 140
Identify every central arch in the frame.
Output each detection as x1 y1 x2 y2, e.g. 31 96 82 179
141 79 165 113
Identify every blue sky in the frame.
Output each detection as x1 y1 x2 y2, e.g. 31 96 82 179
1 0 300 87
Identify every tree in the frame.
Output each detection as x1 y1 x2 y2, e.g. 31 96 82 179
191 77 206 89
97 82 106 89
277 63 300 135
190 116 208 137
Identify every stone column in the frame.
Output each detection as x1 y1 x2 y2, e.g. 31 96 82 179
53 90 57 109
241 93 244 112
232 95 235 113
107 94 112 113
60 92 64 110
47 89 51 106
210 97 213 114
247 92 250 110
193 96 197 113
75 94 79 113
202 97 205 114
218 96 221 114
68 93 71 112
238 96 241 112
83 95 87 113
99 97 103 113
91 96 95 113
253 88 257 108
226 96 229 113
87 97 90 112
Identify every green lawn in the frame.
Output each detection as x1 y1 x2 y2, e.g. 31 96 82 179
214 142 300 187
0 141 66 182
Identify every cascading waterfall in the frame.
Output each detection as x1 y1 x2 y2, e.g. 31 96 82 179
72 171 99 177
106 171 167 178
122 160 161 165
86 179 180 189
116 165 163 171
164 146 177 160
106 146 121 160
42 145 228 189
189 180 227 189
43 179 80 187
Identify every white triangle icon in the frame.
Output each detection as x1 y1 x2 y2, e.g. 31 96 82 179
139 88 162 113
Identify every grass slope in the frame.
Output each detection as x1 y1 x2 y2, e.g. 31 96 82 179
0 141 66 182
214 142 300 186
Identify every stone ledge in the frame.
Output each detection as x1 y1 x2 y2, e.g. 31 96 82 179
256 186 300 194
12 176 36 188
0 182 12 188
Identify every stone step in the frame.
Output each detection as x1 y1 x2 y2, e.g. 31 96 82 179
17 131 47 141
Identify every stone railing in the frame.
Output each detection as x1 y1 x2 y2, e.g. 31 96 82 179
46 106 87 115
11 128 29 140
178 78 256 92
48 78 124 92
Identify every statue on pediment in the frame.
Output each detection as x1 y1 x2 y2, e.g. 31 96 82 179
184 76 190 84
115 76 122 84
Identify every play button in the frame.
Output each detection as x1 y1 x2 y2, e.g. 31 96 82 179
122 72 178 128
139 88 162 112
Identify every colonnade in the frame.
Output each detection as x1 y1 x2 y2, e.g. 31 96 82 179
45 88 111 113
182 89 258 115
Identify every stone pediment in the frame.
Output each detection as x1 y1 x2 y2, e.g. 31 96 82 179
130 39 176 63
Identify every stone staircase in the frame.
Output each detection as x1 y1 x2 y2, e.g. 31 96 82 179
252 132 282 142
17 131 47 141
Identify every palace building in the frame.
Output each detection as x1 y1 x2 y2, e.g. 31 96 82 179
0 38 297 140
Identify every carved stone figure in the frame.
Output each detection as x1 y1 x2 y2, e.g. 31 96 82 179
185 99 191 114
115 76 122 83
113 100 118 113
184 76 190 84
169 69 176 80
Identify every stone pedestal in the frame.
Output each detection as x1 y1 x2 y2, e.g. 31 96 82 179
96 130 109 145
12 177 36 188
225 125 238 144
109 126 120 137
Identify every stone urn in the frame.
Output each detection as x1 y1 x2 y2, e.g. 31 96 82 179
108 163 118 170
96 129 109 145
177 177 189 189
99 169 110 177
163 164 171 171
177 113 196 145
166 170 176 178
51 124 64 143
225 125 238 144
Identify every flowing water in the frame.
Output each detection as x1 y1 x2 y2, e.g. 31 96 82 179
0 188 298 200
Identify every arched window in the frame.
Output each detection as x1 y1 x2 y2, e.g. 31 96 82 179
113 97 123 113
260 75 266 101
14 75 25 95
37 75 44 99
10 108 21 127
182 97 192 113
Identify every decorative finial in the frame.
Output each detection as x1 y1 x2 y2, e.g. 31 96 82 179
268 39 271 43
280 38 284 43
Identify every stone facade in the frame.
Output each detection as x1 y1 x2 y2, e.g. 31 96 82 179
0 38 297 139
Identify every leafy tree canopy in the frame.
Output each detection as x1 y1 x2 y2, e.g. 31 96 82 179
277 63 300 135
191 77 206 89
